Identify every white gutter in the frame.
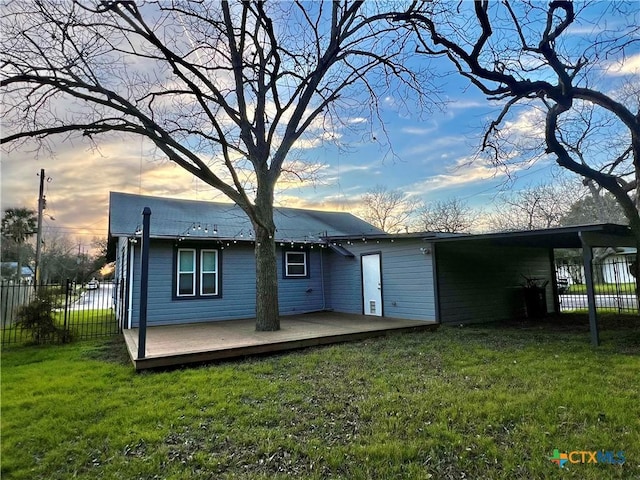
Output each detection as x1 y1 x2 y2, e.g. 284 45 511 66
320 246 326 310
127 240 135 329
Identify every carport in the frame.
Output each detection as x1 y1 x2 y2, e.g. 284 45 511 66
431 223 636 345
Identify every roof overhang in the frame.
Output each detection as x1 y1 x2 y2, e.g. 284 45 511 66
430 224 634 249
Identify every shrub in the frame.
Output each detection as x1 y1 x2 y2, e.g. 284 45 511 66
15 288 70 344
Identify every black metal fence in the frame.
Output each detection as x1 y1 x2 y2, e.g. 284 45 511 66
1 279 121 346
555 254 638 314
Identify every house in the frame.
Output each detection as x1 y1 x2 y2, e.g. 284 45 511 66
109 192 635 341
600 247 635 284
109 192 444 329
0 262 34 284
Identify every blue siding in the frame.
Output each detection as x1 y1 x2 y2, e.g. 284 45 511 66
325 239 436 321
123 237 436 327
129 240 325 327
277 247 325 314
325 251 361 315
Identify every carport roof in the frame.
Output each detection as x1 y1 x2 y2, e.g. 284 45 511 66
428 223 634 249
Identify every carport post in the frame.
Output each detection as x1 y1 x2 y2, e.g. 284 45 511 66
579 232 599 346
138 207 151 360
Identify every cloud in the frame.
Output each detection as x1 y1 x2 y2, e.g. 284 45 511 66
275 193 362 213
347 117 367 124
447 99 487 109
0 135 218 240
502 108 545 138
403 156 502 194
324 161 378 176
402 135 468 157
401 125 438 135
293 131 343 150
605 53 640 76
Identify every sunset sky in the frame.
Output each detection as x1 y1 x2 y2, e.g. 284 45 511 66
1 2 638 251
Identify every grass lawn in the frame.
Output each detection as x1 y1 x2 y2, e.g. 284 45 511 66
566 283 635 295
2 315 639 479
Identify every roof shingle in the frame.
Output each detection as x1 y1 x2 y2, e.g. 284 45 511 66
108 192 383 242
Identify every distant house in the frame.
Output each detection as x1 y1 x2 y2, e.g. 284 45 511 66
108 192 634 330
0 262 34 284
601 247 636 284
556 247 636 286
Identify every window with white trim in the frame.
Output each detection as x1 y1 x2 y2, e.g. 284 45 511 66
177 249 196 296
176 247 220 298
284 251 308 278
200 249 218 296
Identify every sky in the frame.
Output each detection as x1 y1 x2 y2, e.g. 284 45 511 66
1 1 639 251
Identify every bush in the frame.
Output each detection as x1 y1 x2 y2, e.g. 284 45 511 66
15 288 70 344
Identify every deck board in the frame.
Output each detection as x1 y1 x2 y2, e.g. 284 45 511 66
123 312 438 370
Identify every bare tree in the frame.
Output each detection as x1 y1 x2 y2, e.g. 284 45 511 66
418 198 478 233
398 0 640 247
359 185 416 233
489 182 577 232
1 1 436 330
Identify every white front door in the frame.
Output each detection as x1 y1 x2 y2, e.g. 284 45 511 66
362 253 382 316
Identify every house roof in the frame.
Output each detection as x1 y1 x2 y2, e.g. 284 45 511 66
1 262 34 276
108 192 384 243
325 231 466 241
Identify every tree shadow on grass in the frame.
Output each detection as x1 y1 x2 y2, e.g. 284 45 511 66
463 313 640 354
81 336 131 365
492 312 640 332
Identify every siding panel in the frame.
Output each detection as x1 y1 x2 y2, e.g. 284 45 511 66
436 242 555 324
326 239 435 321
129 240 327 327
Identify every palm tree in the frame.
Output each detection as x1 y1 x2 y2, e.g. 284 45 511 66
1 208 37 282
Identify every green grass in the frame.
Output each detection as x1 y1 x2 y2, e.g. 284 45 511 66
62 309 118 337
566 283 635 295
2 315 639 479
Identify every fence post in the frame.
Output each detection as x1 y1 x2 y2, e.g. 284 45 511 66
64 279 71 337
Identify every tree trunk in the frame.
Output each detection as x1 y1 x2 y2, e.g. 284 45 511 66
254 223 280 331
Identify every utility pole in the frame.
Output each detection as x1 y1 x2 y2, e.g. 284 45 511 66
34 168 45 286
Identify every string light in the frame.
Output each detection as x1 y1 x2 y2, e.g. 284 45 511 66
167 220 403 248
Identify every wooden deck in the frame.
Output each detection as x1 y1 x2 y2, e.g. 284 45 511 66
123 312 438 370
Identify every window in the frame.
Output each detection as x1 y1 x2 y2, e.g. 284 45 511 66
200 250 218 296
284 251 308 278
177 249 196 296
176 247 220 298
